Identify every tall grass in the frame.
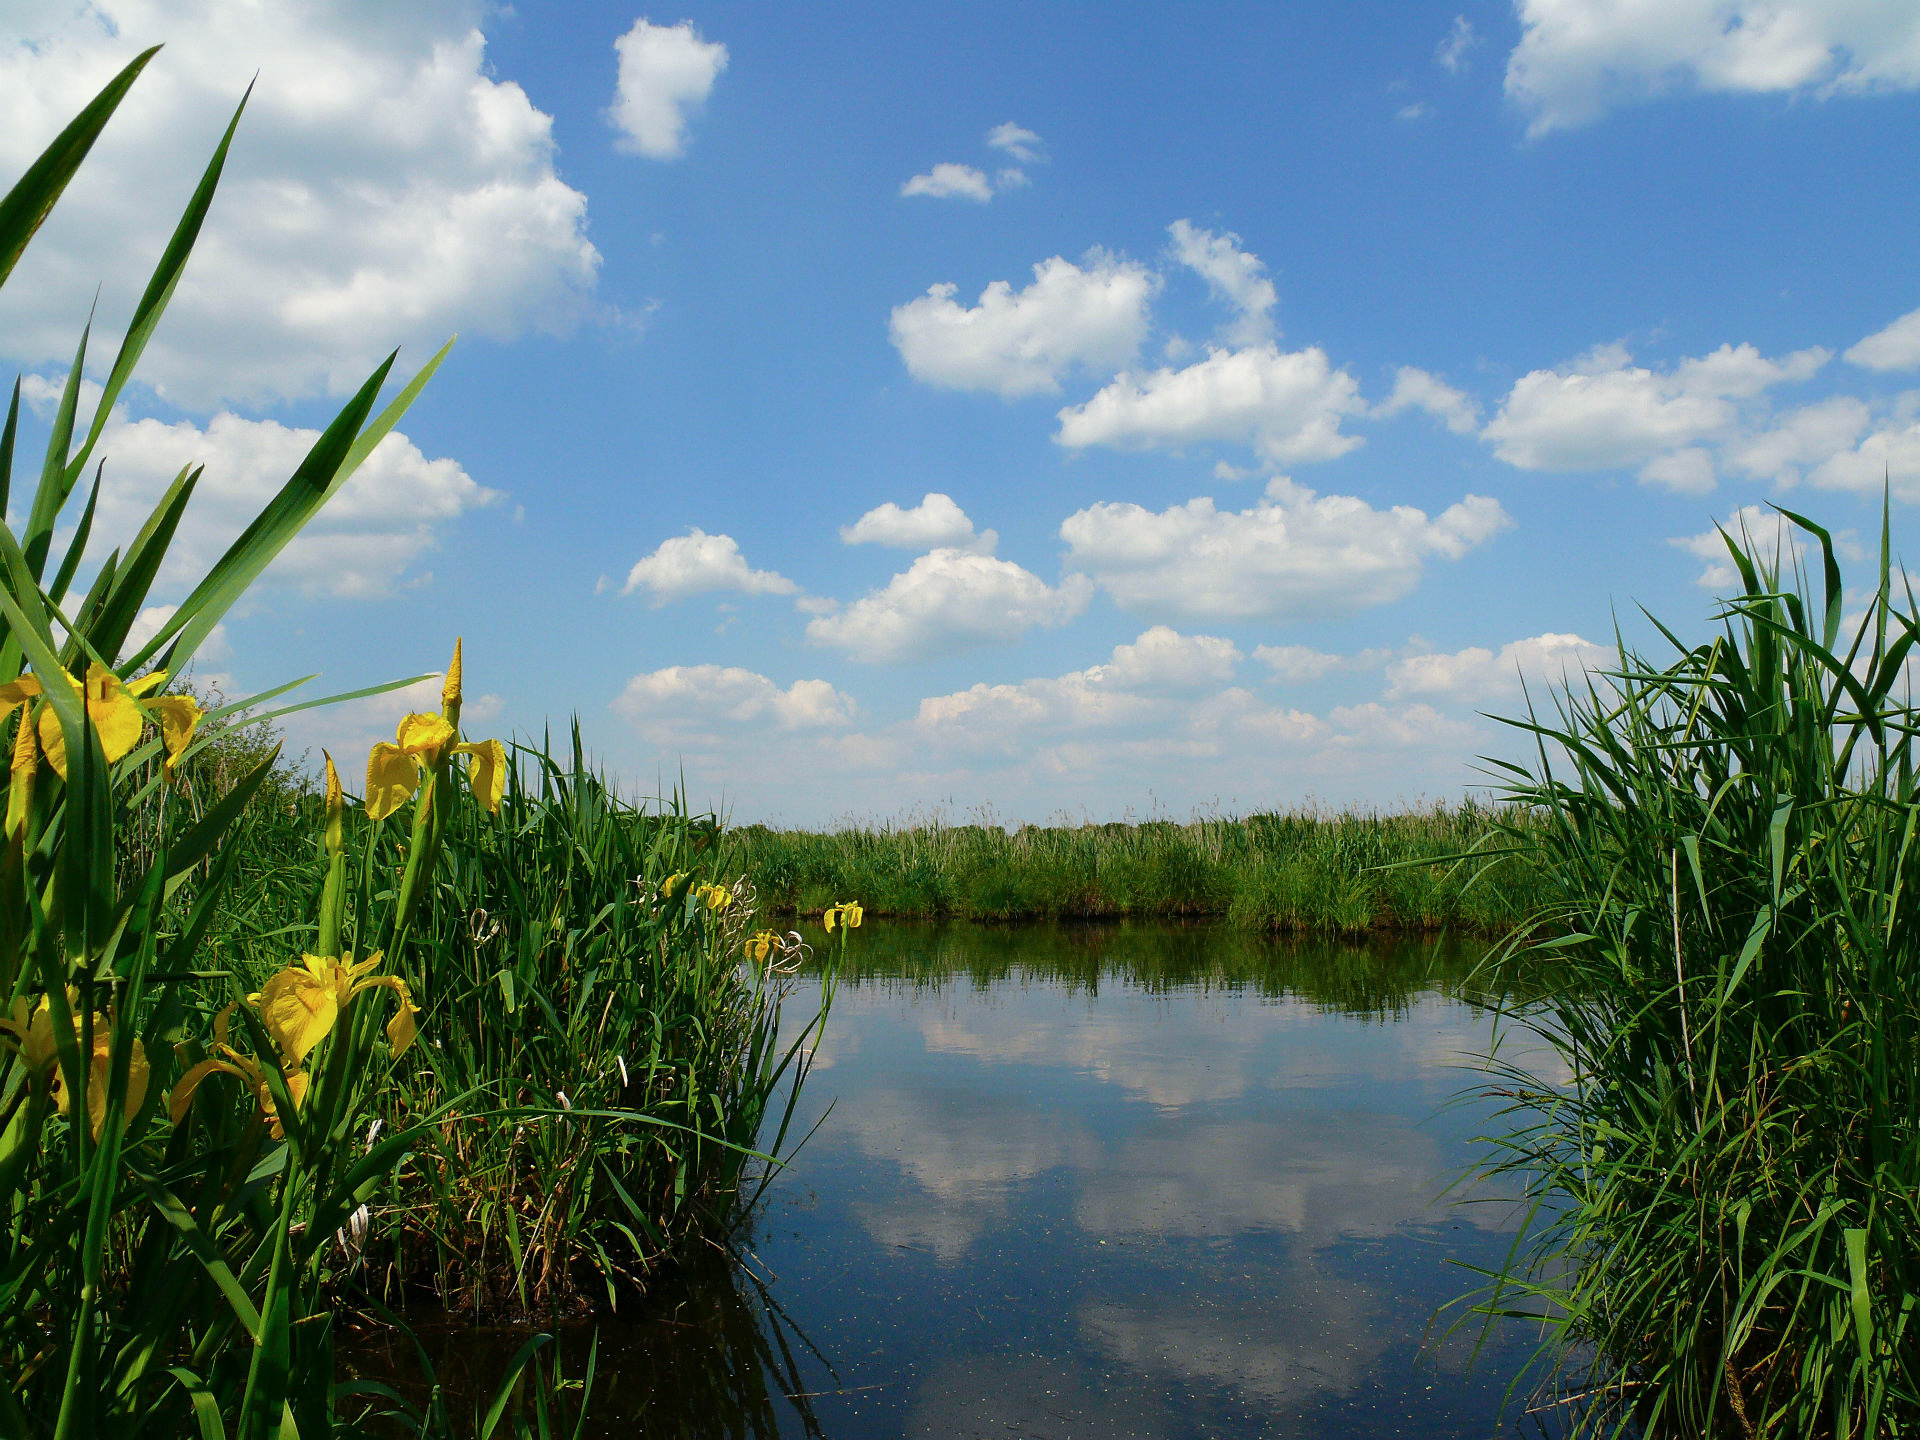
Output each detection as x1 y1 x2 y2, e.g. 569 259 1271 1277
1470 509 1918 1437
204 729 831 1319
736 803 1548 935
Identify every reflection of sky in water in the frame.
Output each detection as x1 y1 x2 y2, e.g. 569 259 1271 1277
701 928 1546 1437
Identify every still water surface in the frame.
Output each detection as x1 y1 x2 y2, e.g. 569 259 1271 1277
412 923 1549 1438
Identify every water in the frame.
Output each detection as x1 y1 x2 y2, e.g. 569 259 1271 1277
372 923 1555 1438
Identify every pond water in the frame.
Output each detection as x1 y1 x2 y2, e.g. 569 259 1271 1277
391 923 1556 1438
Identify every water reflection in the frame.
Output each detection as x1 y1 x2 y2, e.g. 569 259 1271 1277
363 924 1550 1438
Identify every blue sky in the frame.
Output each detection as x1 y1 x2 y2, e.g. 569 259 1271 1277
5 1 1920 823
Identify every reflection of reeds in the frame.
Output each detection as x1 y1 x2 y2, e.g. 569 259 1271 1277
816 919 1506 1017
734 805 1549 935
1467 510 1919 1436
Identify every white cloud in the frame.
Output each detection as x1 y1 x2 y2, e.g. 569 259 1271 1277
901 163 994 202
1254 644 1386 683
611 666 856 746
995 167 1030 190
607 18 727 159
1377 366 1481 434
889 254 1158 398
1089 627 1241 692
1386 633 1612 702
1846 306 1920 372
1437 15 1480 73
1059 477 1510 624
124 604 228 662
1808 416 1920 501
1166 220 1277 344
619 529 798 604
1056 345 1366 464
1724 395 1871 483
76 407 497 600
805 549 1092 664
986 122 1043 163
275 674 499 785
0 2 600 408
841 493 995 553
1397 101 1435 121
1507 0 1920 135
1481 342 1828 485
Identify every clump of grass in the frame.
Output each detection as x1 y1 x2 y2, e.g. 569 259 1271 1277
735 802 1549 935
1468 509 1918 1437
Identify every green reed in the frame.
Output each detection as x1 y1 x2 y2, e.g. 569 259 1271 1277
208 726 832 1320
1468 509 1918 1437
734 802 1548 935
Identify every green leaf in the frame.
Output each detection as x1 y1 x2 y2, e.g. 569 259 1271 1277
0 46 158 289
46 461 102 607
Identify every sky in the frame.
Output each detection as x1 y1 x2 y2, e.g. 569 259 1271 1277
4 0 1920 824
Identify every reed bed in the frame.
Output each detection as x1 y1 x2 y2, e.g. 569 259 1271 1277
1470 511 1919 1437
735 802 1549 935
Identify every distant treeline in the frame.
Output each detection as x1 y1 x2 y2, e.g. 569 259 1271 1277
732 802 1549 935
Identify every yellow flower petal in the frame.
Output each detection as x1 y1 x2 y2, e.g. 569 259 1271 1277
452 738 507 814
385 992 420 1058
147 694 201 779
661 871 689 900
127 670 168 698
36 705 68 782
394 712 454 760
442 638 462 710
255 966 340 1066
365 743 420 821
82 664 145 763
0 676 43 726
52 1019 148 1140
170 1056 252 1125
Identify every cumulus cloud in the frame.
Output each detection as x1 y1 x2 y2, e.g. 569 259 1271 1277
611 666 856 746
900 163 994 201
1059 477 1510 624
1387 633 1613 702
1377 366 1481 434
0 1 600 408
888 254 1157 397
1846 306 1920 372
986 122 1043 163
1481 342 1828 487
1723 395 1872 484
618 529 798 603
1437 15 1480 73
1506 0 1920 135
70 406 497 600
1807 417 1920 500
1166 220 1278 345
608 18 727 159
806 550 1092 664
1056 345 1366 464
841 493 995 553
1254 645 1385 683
1089 627 1241 692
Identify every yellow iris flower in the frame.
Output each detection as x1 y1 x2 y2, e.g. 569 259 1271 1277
0 993 62 1076
0 665 200 781
696 882 733 912
822 901 863 933
365 713 506 821
170 1004 308 1140
251 952 420 1065
745 930 781 963
49 1011 150 1141
660 871 690 900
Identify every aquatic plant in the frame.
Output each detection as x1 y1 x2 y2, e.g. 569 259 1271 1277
1470 509 1918 1436
734 802 1548 935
